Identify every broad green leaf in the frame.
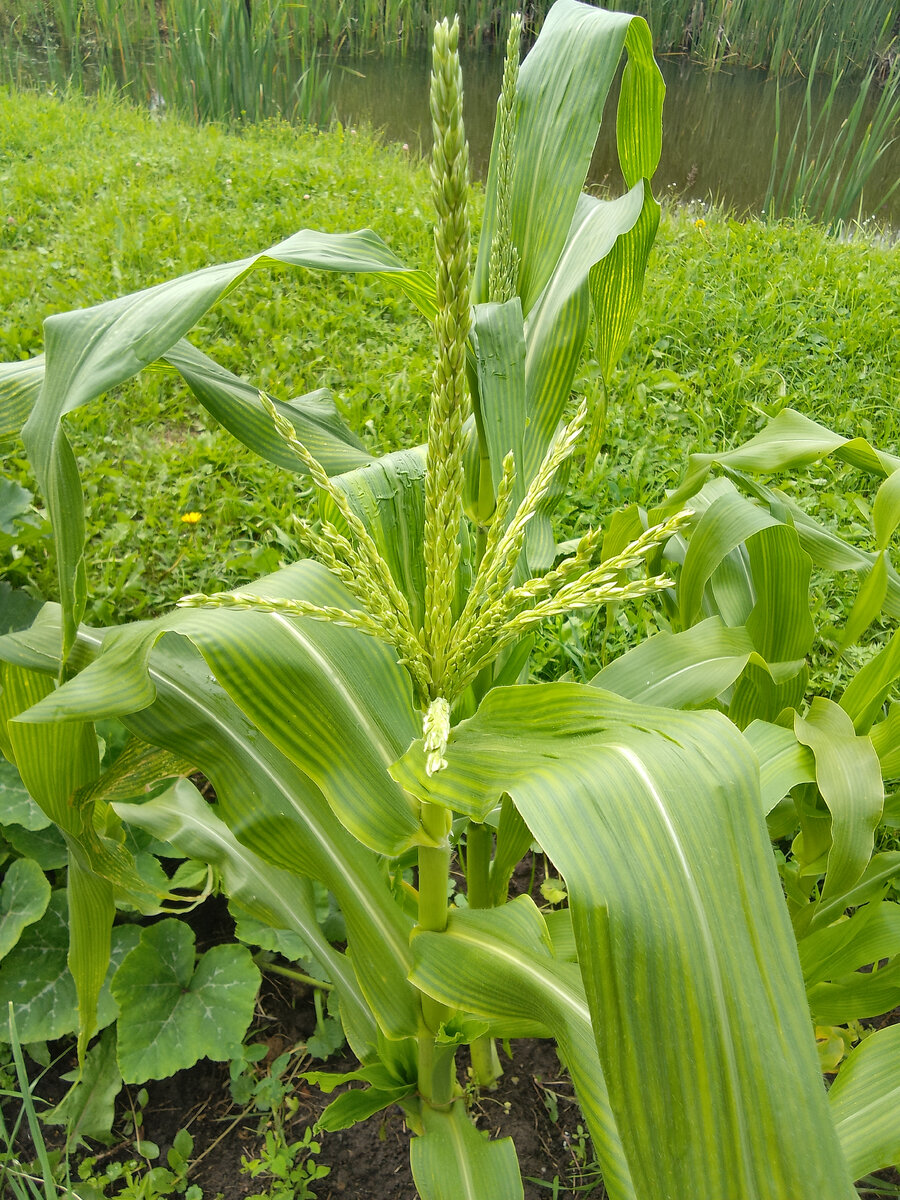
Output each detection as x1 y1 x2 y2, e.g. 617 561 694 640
44 1026 122 1146
397 683 855 1200
799 902 900 988
114 777 376 1057
870 704 900 777
19 563 423 858
670 408 900 509
591 617 755 707
1 660 116 1053
805 852 900 934
19 228 433 662
25 612 418 1040
829 1024 900 1179
801 898 900 1023
410 898 635 1200
0 581 44 639
743 720 816 815
324 447 429 634
678 491 779 627
4 823 67 869
806 959 900 1024
0 893 138 1044
160 339 372 477
317 1084 416 1133
724 469 900 621
475 1 625 308
589 182 660 382
0 857 50 960
873 468 900 550
728 661 808 729
794 699 883 899
0 355 43 440
470 299 527 524
524 186 645 483
744 524 815 662
410 1099 523 1200
0 759 50 830
0 477 31 532
111 918 259 1083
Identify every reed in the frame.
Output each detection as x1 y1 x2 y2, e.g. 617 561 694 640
0 0 896 73
764 40 900 229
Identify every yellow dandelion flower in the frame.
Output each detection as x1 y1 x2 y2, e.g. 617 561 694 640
180 511 202 524
694 217 707 229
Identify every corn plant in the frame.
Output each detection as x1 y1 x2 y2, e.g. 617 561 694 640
1 3 900 1196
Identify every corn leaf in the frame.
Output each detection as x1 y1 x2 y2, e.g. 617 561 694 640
396 683 855 1199
410 1099 523 1200
114 777 377 1058
410 898 636 1200
794 698 883 900
828 1024 900 1179
590 616 755 707
6 593 420 1041
13 228 432 663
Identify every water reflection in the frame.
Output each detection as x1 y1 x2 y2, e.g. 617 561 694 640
333 50 900 224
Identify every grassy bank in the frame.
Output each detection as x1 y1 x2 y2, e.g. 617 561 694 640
1 0 896 74
2 88 898 648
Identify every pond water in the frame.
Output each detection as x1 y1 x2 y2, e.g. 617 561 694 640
333 49 900 226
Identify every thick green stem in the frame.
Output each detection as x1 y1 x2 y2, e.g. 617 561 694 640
465 820 492 910
416 801 455 1107
465 820 502 1086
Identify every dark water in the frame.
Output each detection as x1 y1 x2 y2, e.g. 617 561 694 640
333 49 900 226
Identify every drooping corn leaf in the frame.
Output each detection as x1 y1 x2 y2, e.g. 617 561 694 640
678 490 779 627
1 661 113 1057
7 595 419 1042
799 902 900 991
13 228 434 664
870 703 900 777
395 683 855 1199
743 719 816 815
160 339 373 476
873 469 900 551
828 1024 900 1179
841 627 900 734
19 563 422 858
669 407 900 509
0 355 43 441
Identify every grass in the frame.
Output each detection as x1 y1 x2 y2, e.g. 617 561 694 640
1 87 898 657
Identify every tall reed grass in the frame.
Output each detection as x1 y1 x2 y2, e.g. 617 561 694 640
764 41 900 229
0 0 335 126
0 0 896 73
